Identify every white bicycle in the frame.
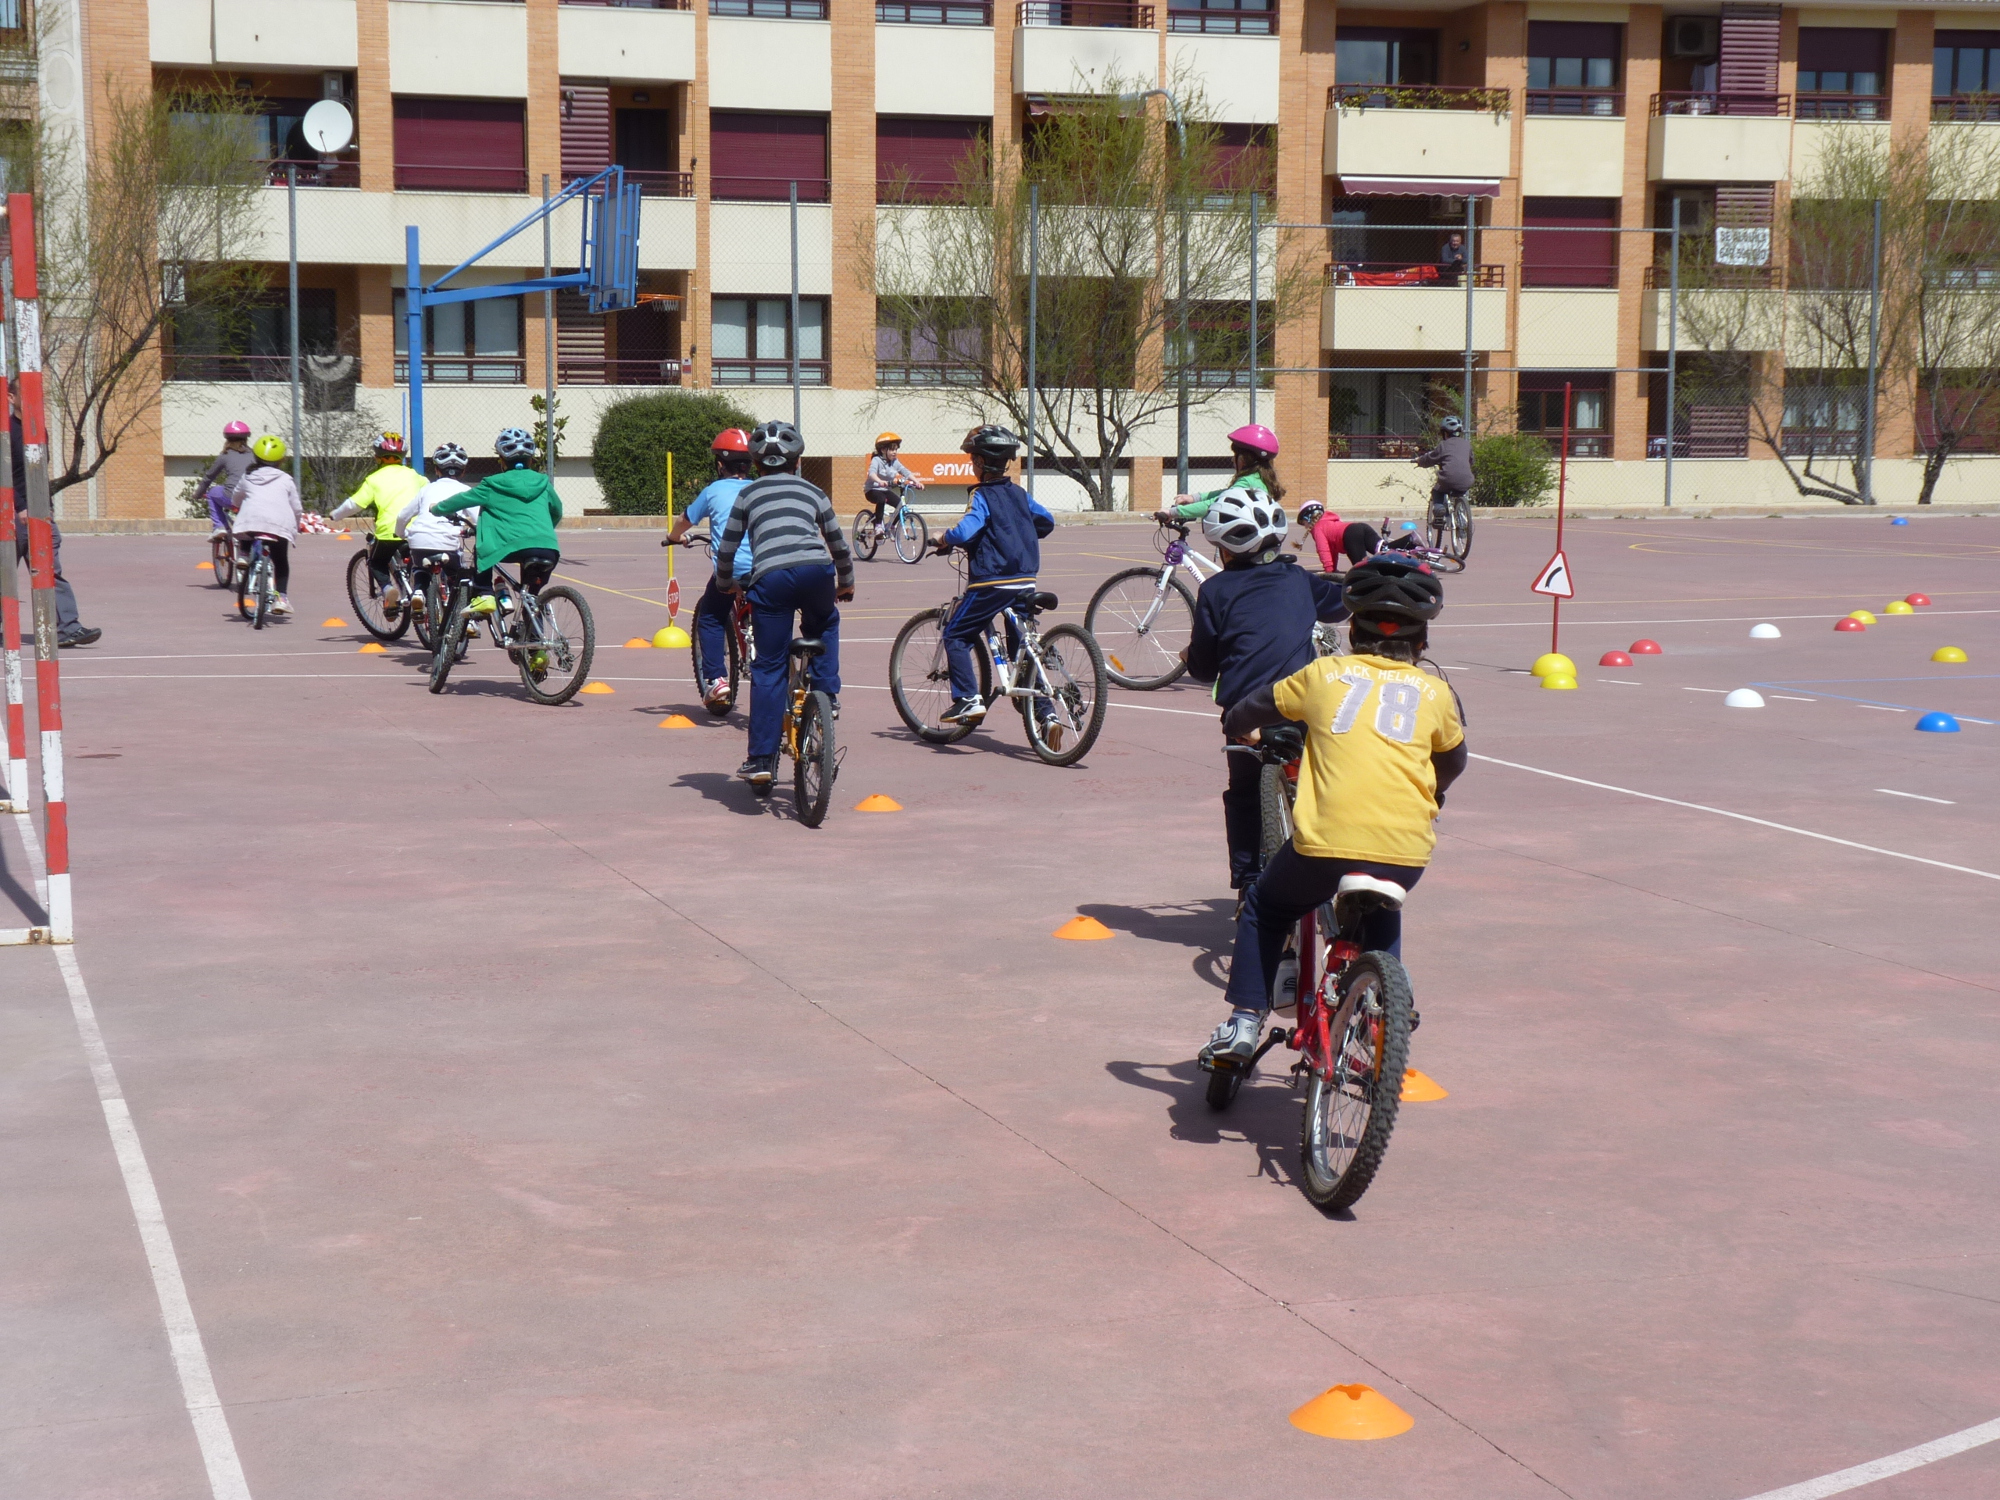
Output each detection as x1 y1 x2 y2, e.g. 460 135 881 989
1083 518 1221 690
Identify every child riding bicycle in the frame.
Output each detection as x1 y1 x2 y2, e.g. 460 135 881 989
1155 423 1285 525
1185 488 1347 897
1199 554 1468 1072
329 432 430 612
931 425 1055 729
396 442 478 591
228 434 305 616
865 432 926 524
201 421 256 535
667 427 756 712
713 421 854 786
1415 416 1474 518
430 428 562 617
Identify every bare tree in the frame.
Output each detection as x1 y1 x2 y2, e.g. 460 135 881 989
864 73 1316 510
6 82 268 496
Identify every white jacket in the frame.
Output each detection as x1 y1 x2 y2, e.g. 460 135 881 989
229 466 304 543
398 477 476 552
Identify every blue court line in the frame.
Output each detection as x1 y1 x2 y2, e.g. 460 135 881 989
1749 680 1999 724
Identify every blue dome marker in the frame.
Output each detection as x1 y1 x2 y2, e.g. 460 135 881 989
1916 711 1960 733
1890 516 1909 526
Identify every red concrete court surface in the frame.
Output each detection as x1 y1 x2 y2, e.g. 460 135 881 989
4 512 1998 1500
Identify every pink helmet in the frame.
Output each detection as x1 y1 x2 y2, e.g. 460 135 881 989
1227 423 1279 458
222 420 252 438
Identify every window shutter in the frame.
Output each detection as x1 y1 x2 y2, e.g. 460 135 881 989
876 118 984 201
394 98 527 192
1209 124 1274 194
1522 197 1619 288
1714 184 1774 227
711 113 829 201
561 85 612 182
1717 4 1781 96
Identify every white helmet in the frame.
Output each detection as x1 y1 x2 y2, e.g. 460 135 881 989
1201 486 1287 557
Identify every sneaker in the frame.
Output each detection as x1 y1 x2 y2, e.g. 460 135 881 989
464 594 499 618
271 595 294 616
704 678 733 710
940 695 986 725
57 626 103 647
1038 714 1066 752
1199 1009 1264 1072
736 755 777 785
381 585 402 612
209 527 228 540
829 695 840 721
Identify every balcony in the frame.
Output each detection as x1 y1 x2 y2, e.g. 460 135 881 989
877 361 984 386
712 173 830 202
625 169 694 197
1324 85 1512 185
1013 3 1158 94
1647 95 1791 183
260 157 360 189
557 0 696 83
1329 432 1425 460
1526 89 1622 117
1325 262 1504 287
560 0 690 8
1641 284 1783 351
712 0 828 13
877 0 991 19
714 358 831 385
393 358 528 384
557 357 684 386
1017 1 1151 24
393 162 532 195
1320 281 1507 352
1934 96 2000 123
1167 1 1273 35
1795 92 1885 121
1642 265 1780 290
165 353 360 383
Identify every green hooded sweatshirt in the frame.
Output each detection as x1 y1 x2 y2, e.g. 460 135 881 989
435 466 563 571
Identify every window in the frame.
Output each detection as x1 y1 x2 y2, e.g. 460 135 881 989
1519 375 1609 457
392 292 524 383
1934 32 2000 119
1798 28 1887 119
711 0 828 16
877 300 985 385
1167 302 1273 388
1204 124 1273 201
1782 375 1864 455
1167 0 1274 37
1335 28 1438 86
712 297 828 384
711 112 829 201
1527 21 1621 113
1328 371 1443 458
876 117 985 203
393 98 527 193
168 290 339 382
1522 198 1619 288
876 0 992 24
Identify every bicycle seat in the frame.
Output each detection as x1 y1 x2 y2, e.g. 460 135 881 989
1023 591 1059 613
1261 723 1306 761
790 637 826 660
1331 873 1406 929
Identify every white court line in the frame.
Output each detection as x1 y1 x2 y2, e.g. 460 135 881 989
1735 1416 2000 1499
1878 788 1955 805
1772 694 1818 702
1599 678 1644 685
1857 704 1908 713
1438 608 2000 631
1683 686 1728 694
6 814 252 1500
1468 754 2000 882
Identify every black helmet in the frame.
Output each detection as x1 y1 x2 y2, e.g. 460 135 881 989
1343 554 1443 624
749 420 805 471
961 424 1021 464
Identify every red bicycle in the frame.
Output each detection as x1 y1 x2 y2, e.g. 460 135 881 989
672 536 756 715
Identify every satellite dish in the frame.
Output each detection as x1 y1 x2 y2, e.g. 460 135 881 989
301 100 354 155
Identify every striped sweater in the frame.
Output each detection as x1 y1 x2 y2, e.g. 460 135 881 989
714 473 854 592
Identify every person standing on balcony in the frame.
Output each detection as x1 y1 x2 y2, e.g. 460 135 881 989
329 433 430 612
1437 233 1467 288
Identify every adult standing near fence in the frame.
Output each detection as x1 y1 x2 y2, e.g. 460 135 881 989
10 401 100 648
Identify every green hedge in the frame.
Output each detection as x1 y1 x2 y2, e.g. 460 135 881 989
591 391 759 515
1470 431 1556 508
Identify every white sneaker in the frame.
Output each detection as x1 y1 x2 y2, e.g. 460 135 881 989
381 585 402 611
271 595 294 616
1200 1009 1264 1071
704 677 733 708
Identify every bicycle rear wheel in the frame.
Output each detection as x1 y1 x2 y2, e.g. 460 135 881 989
852 510 880 561
251 560 272 630
414 574 444 651
346 549 409 640
1086 568 1194 690
890 607 989 744
518 584 596 705
1448 497 1473 566
792 690 837 827
428 587 468 694
893 510 929 564
210 534 236 590
1024 624 1107 766
1299 951 1413 1212
1258 762 1290 868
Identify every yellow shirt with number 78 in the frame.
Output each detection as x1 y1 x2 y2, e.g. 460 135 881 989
1271 653 1465 867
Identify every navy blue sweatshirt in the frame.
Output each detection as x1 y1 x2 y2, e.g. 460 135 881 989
939 480 1054 586
1186 555 1348 711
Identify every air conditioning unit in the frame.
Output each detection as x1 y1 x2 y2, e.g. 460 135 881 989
1668 17 1718 59
322 71 347 100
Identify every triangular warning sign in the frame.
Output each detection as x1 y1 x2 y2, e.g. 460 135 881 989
1531 550 1574 598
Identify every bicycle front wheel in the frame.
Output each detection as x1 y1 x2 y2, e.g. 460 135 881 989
890 607 988 744
210 534 236 590
1448 497 1473 566
851 510 880 562
792 689 837 827
1086 568 1194 690
893 510 929 564
414 574 443 651
1025 623 1108 767
1299 951 1413 1212
346 550 409 641
518 585 596 705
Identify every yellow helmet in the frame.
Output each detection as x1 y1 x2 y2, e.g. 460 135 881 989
251 434 288 462
874 431 902 448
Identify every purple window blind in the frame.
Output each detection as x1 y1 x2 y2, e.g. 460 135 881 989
561 86 612 181
876 117 984 201
394 98 528 193
1717 4 1781 96
712 112 829 201
1522 197 1619 288
1210 123 1274 194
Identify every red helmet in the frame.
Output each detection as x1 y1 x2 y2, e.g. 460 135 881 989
374 431 407 456
711 428 750 454
1227 423 1280 458
222 420 251 438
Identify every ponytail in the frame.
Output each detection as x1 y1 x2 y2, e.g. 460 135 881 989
1231 444 1286 503
1251 458 1286 504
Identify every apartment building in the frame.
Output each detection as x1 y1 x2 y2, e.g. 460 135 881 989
38 0 2000 516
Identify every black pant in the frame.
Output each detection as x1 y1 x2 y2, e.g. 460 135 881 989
367 538 406 589
1339 523 1380 565
475 547 558 595
14 520 82 633
238 536 291 592
1222 749 1265 890
864 484 897 522
1223 843 1425 1012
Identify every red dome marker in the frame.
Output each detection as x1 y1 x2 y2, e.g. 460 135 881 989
1834 617 1866 632
1629 639 1663 655
1599 650 1632 667
1905 593 1931 607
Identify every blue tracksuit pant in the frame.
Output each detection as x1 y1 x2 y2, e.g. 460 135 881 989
747 563 840 757
693 575 734 688
943 582 1033 699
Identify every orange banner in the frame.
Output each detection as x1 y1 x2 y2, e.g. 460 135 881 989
895 454 980 483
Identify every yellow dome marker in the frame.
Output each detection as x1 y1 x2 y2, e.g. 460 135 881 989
624 637 653 648
1401 1068 1448 1102
1847 609 1877 624
197 561 214 570
358 642 387 654
1289 1385 1415 1441
322 617 348 629
1541 673 1578 691
1530 652 1576 678
580 681 616 695
1932 645 1969 664
855 794 903 812
1053 915 1114 941
1883 600 1914 615
653 624 691 649
658 714 697 728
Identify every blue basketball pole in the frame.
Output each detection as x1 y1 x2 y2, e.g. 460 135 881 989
406 225 425 465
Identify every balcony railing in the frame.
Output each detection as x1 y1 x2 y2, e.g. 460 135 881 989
877 0 991 20
1326 262 1505 287
1930 265 2000 289
1643 264 1780 289
1166 5 1274 35
165 354 359 383
1330 432 1426 459
1526 89 1623 117
1796 93 1886 120
1330 83 1511 112
877 362 984 387
624 168 694 196
1017 1 1153 26
1780 431 1861 456
713 358 830 385
557 357 684 385
713 174 831 201
260 157 361 188
393 358 528 383
1651 91 1788 117
1932 95 2000 122
561 0 691 8
1539 433 1609 458
394 162 532 193
712 0 827 14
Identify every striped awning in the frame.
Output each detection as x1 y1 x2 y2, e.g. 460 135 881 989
1339 176 1501 198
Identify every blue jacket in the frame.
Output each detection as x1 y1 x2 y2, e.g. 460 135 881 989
1186 555 1348 711
940 481 1054 586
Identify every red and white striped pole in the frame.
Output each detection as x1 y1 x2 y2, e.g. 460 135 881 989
7 192 70 941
